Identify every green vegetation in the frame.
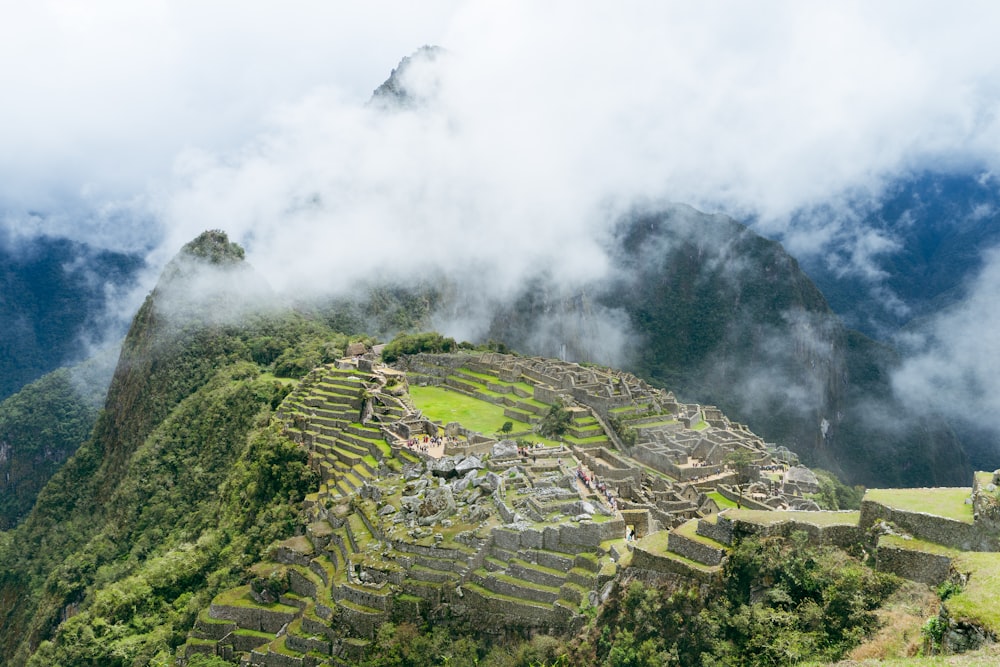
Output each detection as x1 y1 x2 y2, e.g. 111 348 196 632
0 367 103 529
572 532 899 666
381 331 458 363
865 487 974 523
708 491 739 510
0 235 338 665
354 532 901 667
538 401 571 438
809 469 865 510
946 552 1000 635
726 509 861 528
0 232 986 666
409 385 531 435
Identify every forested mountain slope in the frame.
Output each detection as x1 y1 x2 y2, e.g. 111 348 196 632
0 233 142 401
486 205 968 487
0 231 325 664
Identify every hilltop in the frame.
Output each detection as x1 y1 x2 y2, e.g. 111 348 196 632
1 230 998 666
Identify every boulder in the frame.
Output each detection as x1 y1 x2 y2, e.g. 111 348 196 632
417 486 457 526
428 456 458 478
491 440 519 459
479 472 503 493
455 455 484 474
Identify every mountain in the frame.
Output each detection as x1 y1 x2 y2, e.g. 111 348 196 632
0 229 989 665
474 205 968 487
0 232 143 401
0 231 323 663
798 171 1000 340
0 352 114 529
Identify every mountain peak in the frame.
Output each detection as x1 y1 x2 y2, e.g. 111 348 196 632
179 229 245 265
370 45 446 109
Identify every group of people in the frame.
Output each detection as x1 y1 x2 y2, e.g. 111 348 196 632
576 465 618 511
403 434 456 455
517 442 542 458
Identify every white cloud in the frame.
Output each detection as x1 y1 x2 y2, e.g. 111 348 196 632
893 246 1000 427
7 1 1000 436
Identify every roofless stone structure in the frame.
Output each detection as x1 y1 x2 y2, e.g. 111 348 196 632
182 351 1000 664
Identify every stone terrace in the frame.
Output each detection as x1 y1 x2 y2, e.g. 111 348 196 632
186 350 916 666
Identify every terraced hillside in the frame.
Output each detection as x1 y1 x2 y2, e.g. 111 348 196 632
183 351 885 665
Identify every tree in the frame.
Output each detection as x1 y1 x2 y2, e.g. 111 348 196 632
498 421 513 436
726 448 756 509
538 401 572 438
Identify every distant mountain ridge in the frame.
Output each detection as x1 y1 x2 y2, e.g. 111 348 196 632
797 171 1000 339
482 204 968 487
0 233 143 401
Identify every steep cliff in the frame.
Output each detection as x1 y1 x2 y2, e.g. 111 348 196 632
486 205 968 486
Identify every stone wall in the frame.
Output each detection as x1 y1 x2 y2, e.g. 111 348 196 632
729 514 862 548
629 545 718 584
209 603 296 634
462 585 568 627
716 487 772 511
697 517 735 545
620 509 650 538
860 500 1000 552
876 542 953 585
668 532 725 566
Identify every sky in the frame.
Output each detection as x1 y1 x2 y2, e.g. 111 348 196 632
3 1 1000 434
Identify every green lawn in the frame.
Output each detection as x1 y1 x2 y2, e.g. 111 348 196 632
408 385 532 436
947 552 1000 635
864 487 974 523
708 491 738 509
725 509 861 527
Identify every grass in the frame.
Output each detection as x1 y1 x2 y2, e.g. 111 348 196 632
634 529 671 553
947 551 1000 634
409 385 532 435
259 372 299 386
708 491 738 509
636 418 680 428
865 487 974 523
725 508 861 527
674 518 726 547
800 581 944 664
879 534 962 556
212 585 299 612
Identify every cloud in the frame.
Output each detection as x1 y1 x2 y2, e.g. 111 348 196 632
6 1 1000 445
3 2 1000 255
893 245 1000 431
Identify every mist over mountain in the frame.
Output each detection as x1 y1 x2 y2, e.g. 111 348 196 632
794 171 1000 340
2 4 1000 483
0 233 143 401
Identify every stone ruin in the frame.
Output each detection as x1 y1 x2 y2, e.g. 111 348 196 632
182 351 841 666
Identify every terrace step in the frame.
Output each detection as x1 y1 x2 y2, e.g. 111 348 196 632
667 519 728 567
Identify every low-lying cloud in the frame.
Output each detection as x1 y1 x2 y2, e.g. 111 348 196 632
6 2 1000 446
893 247 1000 429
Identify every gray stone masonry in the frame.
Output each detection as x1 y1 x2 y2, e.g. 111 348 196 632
462 584 571 627
668 529 727 566
630 544 719 584
209 603 297 634
697 516 735 545
336 604 385 641
876 541 953 585
860 499 1000 552
468 570 559 604
286 631 331 658
728 513 862 548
